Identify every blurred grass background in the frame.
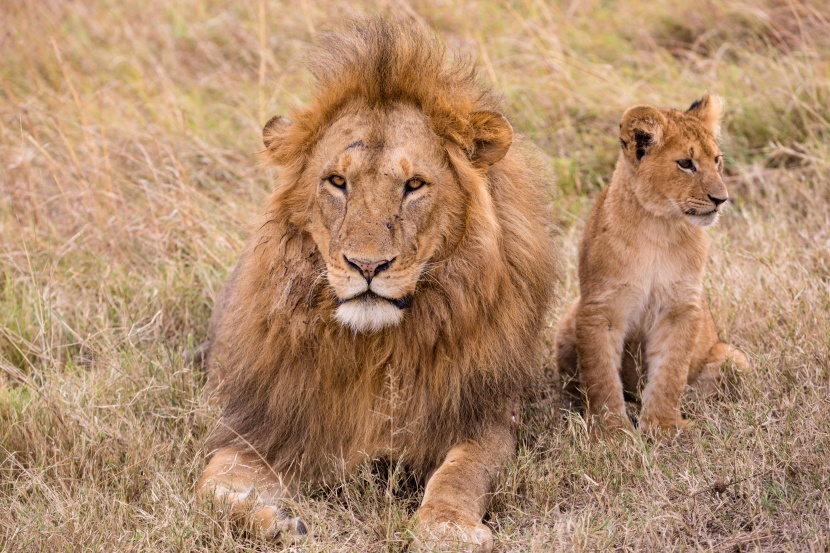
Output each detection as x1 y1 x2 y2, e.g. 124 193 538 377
1 1 828 551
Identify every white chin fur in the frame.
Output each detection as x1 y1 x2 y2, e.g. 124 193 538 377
687 211 719 227
335 298 403 333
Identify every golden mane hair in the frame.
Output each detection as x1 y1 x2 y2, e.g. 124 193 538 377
203 18 558 482
264 19 498 168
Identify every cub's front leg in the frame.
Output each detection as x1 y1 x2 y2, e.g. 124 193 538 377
411 424 514 552
575 302 633 433
639 300 702 432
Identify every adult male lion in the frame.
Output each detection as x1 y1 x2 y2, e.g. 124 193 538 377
195 19 557 551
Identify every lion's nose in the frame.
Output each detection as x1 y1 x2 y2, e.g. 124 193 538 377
344 256 395 283
708 194 727 206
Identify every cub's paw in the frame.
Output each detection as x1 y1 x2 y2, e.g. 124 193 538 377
587 411 635 440
719 347 753 396
253 505 308 544
411 520 493 552
638 413 693 438
726 346 750 373
693 344 752 397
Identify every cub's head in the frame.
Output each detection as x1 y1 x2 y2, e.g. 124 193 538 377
619 92 729 226
262 106 511 333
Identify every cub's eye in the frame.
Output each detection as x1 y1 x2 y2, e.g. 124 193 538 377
676 159 695 171
404 177 426 194
715 155 724 167
327 174 346 189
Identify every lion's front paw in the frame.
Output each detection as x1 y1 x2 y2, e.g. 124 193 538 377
253 505 308 544
411 519 493 552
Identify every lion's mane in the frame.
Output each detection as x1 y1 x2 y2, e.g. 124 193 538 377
204 19 558 481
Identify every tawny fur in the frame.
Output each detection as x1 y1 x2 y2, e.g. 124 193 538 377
195 19 558 550
555 93 749 435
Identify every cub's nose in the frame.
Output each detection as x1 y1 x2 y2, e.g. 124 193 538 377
708 194 727 206
344 256 395 283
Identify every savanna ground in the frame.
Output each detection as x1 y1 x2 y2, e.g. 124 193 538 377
1 0 829 551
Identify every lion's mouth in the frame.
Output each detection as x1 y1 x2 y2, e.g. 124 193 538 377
684 208 717 216
338 290 411 310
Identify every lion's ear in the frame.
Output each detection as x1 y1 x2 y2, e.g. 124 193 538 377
686 91 724 138
262 115 291 150
620 105 666 165
469 111 513 169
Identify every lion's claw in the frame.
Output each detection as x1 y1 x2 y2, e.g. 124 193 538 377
255 505 307 544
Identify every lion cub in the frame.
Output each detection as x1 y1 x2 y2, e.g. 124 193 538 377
555 93 748 434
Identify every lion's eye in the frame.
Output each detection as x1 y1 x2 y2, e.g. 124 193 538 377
676 159 695 172
327 174 347 189
404 178 426 194
715 155 723 167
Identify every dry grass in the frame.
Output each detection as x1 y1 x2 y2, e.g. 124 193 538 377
1 0 829 551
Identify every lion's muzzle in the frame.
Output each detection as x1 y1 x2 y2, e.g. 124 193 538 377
331 253 415 332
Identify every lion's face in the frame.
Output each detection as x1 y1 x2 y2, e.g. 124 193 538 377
620 93 729 227
302 104 466 332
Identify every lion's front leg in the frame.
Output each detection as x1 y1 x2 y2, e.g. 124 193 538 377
412 425 513 552
196 447 306 542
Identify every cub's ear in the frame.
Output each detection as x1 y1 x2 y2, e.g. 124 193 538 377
686 91 724 138
620 105 667 164
469 111 513 169
262 115 291 150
